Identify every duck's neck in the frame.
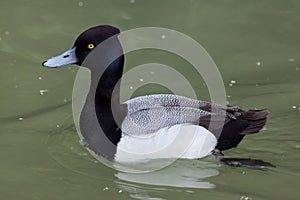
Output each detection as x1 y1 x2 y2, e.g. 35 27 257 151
94 56 124 106
80 37 125 160
94 55 124 140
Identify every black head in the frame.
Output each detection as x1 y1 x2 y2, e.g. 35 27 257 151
73 25 121 65
42 25 121 68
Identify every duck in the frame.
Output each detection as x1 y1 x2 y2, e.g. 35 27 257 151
42 25 269 164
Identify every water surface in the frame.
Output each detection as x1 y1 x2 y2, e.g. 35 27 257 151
0 1 299 199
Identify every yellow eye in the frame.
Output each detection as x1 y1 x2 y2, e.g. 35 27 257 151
87 43 95 49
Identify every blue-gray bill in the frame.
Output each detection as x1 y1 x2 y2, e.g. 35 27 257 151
42 47 77 68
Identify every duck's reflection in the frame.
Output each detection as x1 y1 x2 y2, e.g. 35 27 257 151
114 159 219 198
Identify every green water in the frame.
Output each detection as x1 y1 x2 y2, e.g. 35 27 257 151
1 0 300 199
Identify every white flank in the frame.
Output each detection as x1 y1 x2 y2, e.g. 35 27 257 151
115 123 217 163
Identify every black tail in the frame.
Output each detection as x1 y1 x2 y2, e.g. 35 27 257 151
240 110 269 134
215 109 269 151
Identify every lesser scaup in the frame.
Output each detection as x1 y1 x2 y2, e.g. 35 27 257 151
42 25 269 164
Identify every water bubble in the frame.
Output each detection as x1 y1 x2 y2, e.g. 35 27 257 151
230 80 236 84
229 83 233 87
288 58 295 62
0 37 2 41
39 89 48 95
5 31 10 35
118 190 123 193
161 34 166 39
296 67 299 71
242 171 246 174
129 86 133 90
63 97 68 103
38 77 42 80
240 196 252 200
292 106 297 109
56 124 60 128
103 187 109 191
129 0 135 3
185 190 194 193
150 71 155 75
139 78 144 82
256 62 261 66
18 117 23 121
78 1 83 6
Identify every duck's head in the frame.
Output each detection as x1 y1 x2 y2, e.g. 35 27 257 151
42 25 121 68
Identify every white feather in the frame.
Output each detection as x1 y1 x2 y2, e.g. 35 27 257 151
115 123 217 162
